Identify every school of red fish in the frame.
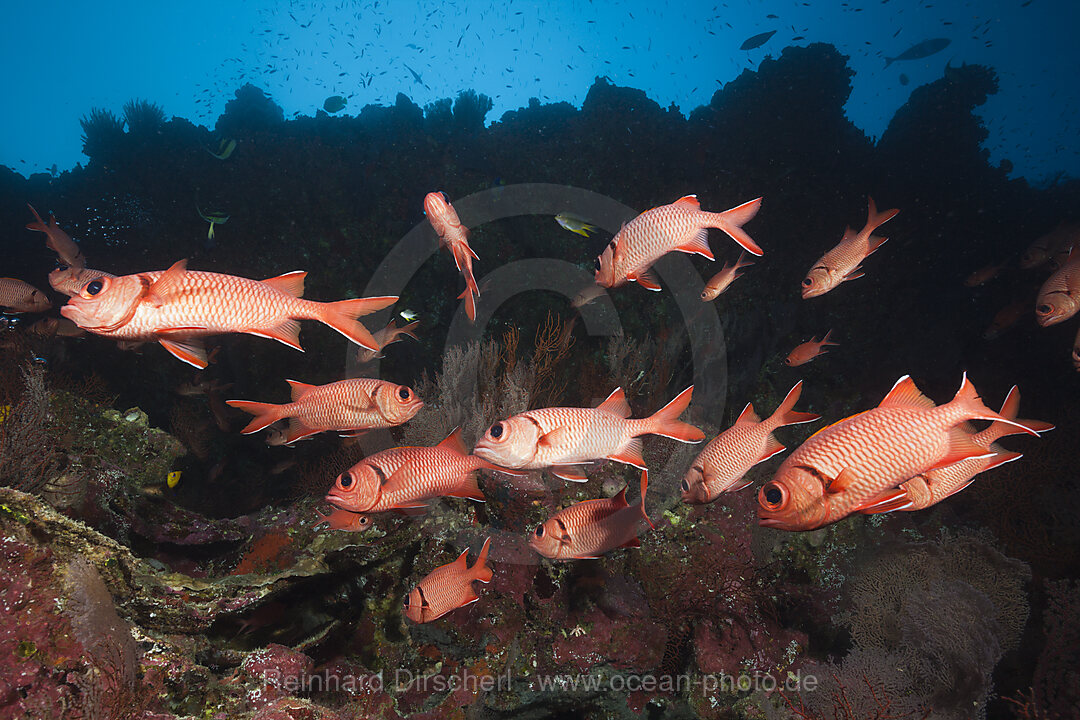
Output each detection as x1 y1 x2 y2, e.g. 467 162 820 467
9 193 1063 622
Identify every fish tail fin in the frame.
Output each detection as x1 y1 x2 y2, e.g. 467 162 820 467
711 197 764 256
639 468 654 529
884 56 895 68
865 196 899 234
458 286 477 322
982 386 1055 442
767 380 822 429
820 329 839 347
735 250 755 270
951 373 1040 435
473 537 493 583
399 320 421 340
318 295 398 351
642 386 705 443
25 203 47 232
224 400 287 434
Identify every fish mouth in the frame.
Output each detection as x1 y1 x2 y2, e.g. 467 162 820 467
756 516 789 529
60 303 92 327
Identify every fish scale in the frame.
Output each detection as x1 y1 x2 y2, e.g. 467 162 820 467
518 406 637 465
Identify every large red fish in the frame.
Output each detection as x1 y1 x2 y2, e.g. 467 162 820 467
682 381 819 504
424 192 480 321
472 386 704 482
325 428 512 513
49 266 115 297
800 197 898 298
404 537 492 623
0 278 51 313
59 260 396 369
530 470 653 560
757 374 1038 531
26 204 84 269
1035 250 1080 326
226 378 423 444
861 387 1053 513
595 195 763 291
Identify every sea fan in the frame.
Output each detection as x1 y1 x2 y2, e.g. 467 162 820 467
79 107 125 161
122 98 166 135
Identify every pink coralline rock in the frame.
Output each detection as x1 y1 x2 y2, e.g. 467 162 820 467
242 643 315 710
551 607 667 673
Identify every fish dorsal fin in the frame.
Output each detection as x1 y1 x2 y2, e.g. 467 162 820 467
263 270 306 298
612 486 630 508
436 427 468 456
147 260 188 306
736 402 760 424
879 375 936 409
453 547 470 569
597 387 631 417
840 226 856 243
285 379 316 402
672 195 700 209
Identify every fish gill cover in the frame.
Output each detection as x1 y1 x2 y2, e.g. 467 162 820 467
0 41 1078 720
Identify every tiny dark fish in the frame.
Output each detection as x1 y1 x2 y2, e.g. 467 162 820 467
767 13 778 18
323 95 347 113
740 29 776 50
884 37 951 67
899 73 909 85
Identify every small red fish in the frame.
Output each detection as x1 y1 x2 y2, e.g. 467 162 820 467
701 251 754 301
963 263 1004 287
26 204 85 269
757 374 1037 531
1035 250 1080 326
0 278 51 313
227 378 423 444
472 386 704 482
595 195 763 292
682 382 819 504
861 387 1052 513
801 197 898 299
314 506 372 533
785 330 838 367
325 428 510 513
49 265 115 297
60 260 396 369
530 470 653 560
355 319 419 363
983 299 1029 339
404 537 492 623
425 192 480 321
1020 223 1078 270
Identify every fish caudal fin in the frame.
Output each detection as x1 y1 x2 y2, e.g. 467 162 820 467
819 329 839 348
864 197 899 235
398 320 421 340
767 380 822 429
981 386 1055 443
225 400 287 434
713 197 764 257
951 373 1041 435
318 296 398 350
473 537 493 583
642 386 705 442
25 203 47 232
458 286 477 322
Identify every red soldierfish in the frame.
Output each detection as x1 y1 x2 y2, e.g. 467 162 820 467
355 319 420 363
785 330 838 367
404 537 492 623
757 374 1038 531
1035 250 1080 326
226 378 423 444
801 197 899 298
1020 223 1078 270
314 506 372 533
424 192 480 322
701 251 754 301
862 387 1053 513
682 382 819 504
49 266 115 297
59 260 397 369
26 204 85 269
0 278 51 313
472 386 704 482
595 195 763 292
530 470 653 560
325 428 510 513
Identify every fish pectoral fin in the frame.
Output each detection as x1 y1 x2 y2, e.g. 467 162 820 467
537 426 570 449
841 268 865 282
675 228 715 260
827 466 861 493
630 267 662 291
250 319 303 351
550 465 589 482
157 337 208 369
337 429 369 438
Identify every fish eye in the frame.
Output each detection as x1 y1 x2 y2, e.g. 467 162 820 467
680 479 690 492
85 279 104 296
337 472 354 490
784 358 792 366
534 525 544 537
593 258 601 273
1036 304 1052 315
490 422 503 439
760 482 785 509
398 387 411 400
700 291 707 300
801 277 812 287
57 264 69 271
